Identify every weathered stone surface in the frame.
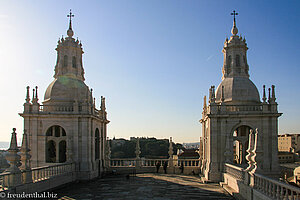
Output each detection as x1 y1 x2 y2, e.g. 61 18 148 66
55 174 233 200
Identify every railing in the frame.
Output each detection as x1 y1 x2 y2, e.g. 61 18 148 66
0 163 75 189
254 173 300 200
217 105 263 113
39 105 74 112
110 158 200 167
0 172 10 191
224 163 245 180
110 159 137 167
30 162 75 182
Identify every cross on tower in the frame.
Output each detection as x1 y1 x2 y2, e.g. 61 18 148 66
231 10 238 22
67 9 74 22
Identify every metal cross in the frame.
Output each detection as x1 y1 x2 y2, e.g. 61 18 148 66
67 9 74 22
231 10 238 22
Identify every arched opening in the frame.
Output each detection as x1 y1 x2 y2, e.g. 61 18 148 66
227 55 232 74
63 55 68 67
232 125 251 165
95 128 100 160
236 54 240 67
46 140 56 163
45 125 67 163
59 141 66 162
72 56 77 68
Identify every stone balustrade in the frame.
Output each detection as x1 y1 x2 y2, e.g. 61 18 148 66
0 163 75 190
109 158 200 168
254 173 300 200
224 163 245 180
110 159 137 167
219 105 263 113
223 162 300 200
39 105 74 112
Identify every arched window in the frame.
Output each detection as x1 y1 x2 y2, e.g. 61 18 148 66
45 125 67 163
95 128 100 160
63 55 68 67
227 56 231 67
46 140 56 163
72 56 77 68
59 141 66 162
236 55 240 67
227 56 232 74
232 125 251 165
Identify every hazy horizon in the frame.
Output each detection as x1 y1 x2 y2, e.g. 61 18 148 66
0 1 300 144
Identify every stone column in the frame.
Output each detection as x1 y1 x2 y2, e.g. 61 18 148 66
20 129 32 183
5 128 22 187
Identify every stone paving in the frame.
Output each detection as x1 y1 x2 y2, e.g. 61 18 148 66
55 173 233 200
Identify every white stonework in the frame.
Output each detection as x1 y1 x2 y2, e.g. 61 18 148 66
19 14 109 180
200 17 281 182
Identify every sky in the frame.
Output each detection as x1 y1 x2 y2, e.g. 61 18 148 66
0 0 299 144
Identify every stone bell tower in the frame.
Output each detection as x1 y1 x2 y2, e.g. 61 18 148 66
200 11 281 182
20 10 109 180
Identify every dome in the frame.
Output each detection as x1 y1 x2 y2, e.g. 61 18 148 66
215 77 260 104
44 76 90 103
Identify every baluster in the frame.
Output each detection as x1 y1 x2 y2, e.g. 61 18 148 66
280 185 284 199
291 189 294 200
268 181 272 196
263 179 267 194
276 185 280 200
284 188 288 200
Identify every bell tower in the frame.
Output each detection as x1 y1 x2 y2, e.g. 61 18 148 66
200 11 281 182
20 10 109 180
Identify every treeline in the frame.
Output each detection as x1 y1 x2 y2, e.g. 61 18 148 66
110 137 183 159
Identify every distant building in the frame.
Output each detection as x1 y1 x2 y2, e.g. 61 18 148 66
278 134 300 153
177 149 199 159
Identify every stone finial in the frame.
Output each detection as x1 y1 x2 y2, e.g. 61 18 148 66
262 85 266 103
67 9 74 38
35 86 38 102
211 86 216 103
93 97 96 108
271 85 276 102
5 129 21 173
135 137 141 159
203 96 207 114
209 88 212 103
268 88 271 103
32 88 35 103
20 130 32 183
168 137 173 159
231 10 239 36
101 96 106 111
221 85 225 102
20 129 31 170
25 86 30 103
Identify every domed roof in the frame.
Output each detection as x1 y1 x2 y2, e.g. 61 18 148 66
215 77 260 104
44 76 90 103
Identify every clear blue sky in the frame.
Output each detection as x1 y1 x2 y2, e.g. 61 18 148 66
0 0 299 143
